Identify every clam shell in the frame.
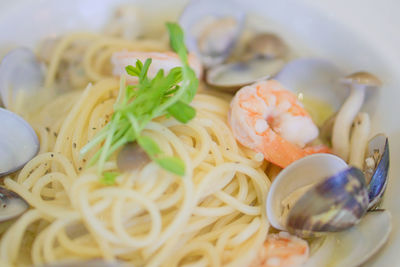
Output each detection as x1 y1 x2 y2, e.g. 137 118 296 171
0 108 39 176
275 58 347 110
365 134 389 209
305 210 391 267
266 153 348 231
206 58 285 92
287 167 369 237
0 48 43 110
179 0 245 67
0 187 29 222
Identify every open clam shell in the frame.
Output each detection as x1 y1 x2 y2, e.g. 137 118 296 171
205 58 285 92
0 48 44 110
305 210 391 267
266 154 348 231
364 134 389 209
0 187 29 222
287 167 369 237
179 0 245 67
275 58 347 110
0 108 39 177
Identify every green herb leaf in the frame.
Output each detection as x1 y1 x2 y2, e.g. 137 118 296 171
137 136 162 157
155 156 185 176
166 22 187 62
80 23 198 177
101 171 120 185
167 100 196 123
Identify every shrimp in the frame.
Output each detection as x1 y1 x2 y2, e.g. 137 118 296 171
111 51 203 83
228 80 330 168
251 232 309 267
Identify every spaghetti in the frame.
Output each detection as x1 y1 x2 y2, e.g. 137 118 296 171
0 32 271 267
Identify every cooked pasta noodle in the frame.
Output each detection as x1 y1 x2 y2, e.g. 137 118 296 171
0 32 271 267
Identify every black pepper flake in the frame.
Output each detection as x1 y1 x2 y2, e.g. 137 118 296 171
54 132 58 137
50 154 54 158
83 159 87 163
78 167 82 171
92 127 97 130
45 127 50 132
73 143 77 148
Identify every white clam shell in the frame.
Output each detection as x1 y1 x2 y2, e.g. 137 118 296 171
266 153 347 230
0 48 43 110
0 108 39 176
206 58 285 92
305 210 391 267
275 58 347 110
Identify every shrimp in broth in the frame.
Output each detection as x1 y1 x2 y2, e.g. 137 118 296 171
228 80 329 168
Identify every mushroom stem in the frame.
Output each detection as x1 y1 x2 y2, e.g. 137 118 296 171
349 112 370 169
332 84 366 161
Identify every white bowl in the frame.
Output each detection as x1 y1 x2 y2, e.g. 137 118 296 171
0 0 399 266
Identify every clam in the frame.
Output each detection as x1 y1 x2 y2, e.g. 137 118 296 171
205 57 285 91
205 33 288 92
0 187 29 222
0 48 44 111
364 134 389 210
275 58 347 110
266 153 369 238
179 0 245 67
242 33 288 60
305 210 391 267
0 108 39 177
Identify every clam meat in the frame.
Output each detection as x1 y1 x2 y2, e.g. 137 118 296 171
179 0 245 67
206 33 288 92
266 153 369 238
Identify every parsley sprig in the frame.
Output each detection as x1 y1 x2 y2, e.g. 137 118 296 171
80 23 199 179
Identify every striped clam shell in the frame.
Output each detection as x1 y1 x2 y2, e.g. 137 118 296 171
365 134 389 210
287 167 369 238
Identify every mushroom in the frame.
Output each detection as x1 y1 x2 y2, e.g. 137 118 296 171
348 112 371 169
331 71 382 161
